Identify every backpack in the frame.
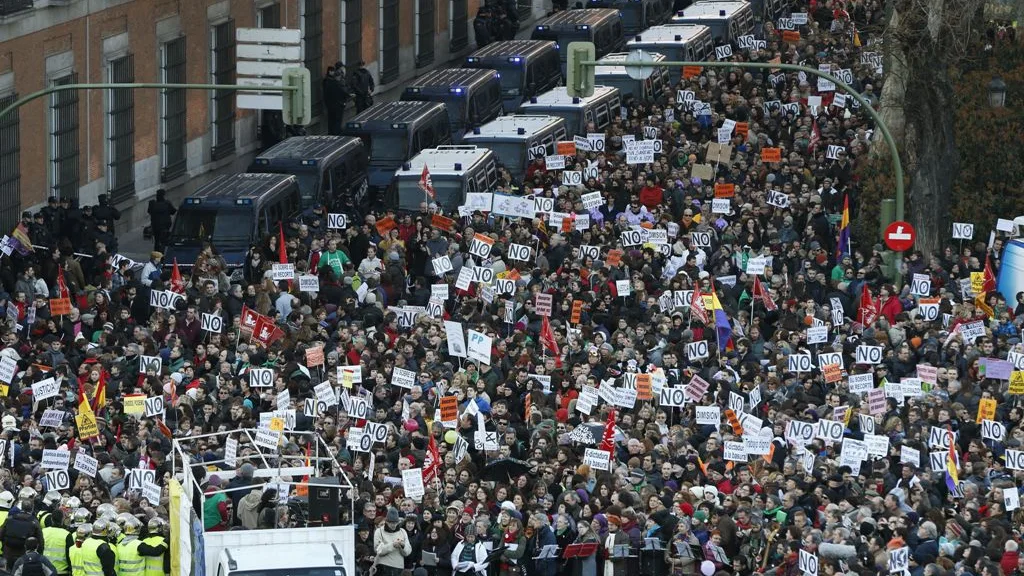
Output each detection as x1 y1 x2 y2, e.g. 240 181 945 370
15 552 46 576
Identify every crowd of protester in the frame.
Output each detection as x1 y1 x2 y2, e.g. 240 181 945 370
0 2 1022 576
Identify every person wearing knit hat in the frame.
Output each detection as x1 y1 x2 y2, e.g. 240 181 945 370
451 520 487 575
377 508 412 576
601 514 630 576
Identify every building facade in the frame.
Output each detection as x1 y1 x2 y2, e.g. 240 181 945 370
0 0 548 230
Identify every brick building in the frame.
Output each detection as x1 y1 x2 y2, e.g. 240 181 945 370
0 0 548 230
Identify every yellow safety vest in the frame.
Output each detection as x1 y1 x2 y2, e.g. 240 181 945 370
43 526 71 575
141 536 166 576
116 539 143 576
0 509 9 554
79 538 105 576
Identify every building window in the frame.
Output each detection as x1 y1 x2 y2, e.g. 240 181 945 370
107 54 135 203
0 93 20 233
415 0 435 68
340 0 362 67
49 73 79 201
160 37 187 182
450 0 468 52
211 20 236 161
379 0 399 84
303 0 323 116
258 3 280 27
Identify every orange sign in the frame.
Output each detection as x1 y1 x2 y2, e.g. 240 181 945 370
556 141 577 156
823 363 842 384
682 66 703 79
561 217 573 233
782 31 801 43
606 249 623 266
977 398 997 423
724 409 744 436
306 346 325 367
714 183 736 198
735 122 749 137
440 395 459 423
761 147 782 163
636 374 652 401
375 216 396 236
431 214 455 232
570 300 583 324
49 298 72 316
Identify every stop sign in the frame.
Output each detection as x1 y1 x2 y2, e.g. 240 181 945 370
884 221 916 252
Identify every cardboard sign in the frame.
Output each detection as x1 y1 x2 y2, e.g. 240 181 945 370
556 141 577 156
636 374 652 401
760 147 782 163
306 346 325 367
49 298 72 316
535 293 553 317
713 183 735 198
431 214 455 232
977 397 997 423
440 395 459 423
682 66 703 79
570 300 583 324
822 364 842 384
76 411 99 439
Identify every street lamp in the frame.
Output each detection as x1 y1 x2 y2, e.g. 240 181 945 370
988 76 1007 108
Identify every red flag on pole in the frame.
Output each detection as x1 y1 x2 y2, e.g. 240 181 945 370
982 255 996 293
857 284 878 326
278 222 288 265
751 276 777 311
809 118 821 154
57 266 70 300
423 434 441 484
599 408 617 454
540 315 559 355
169 258 185 294
690 286 709 324
419 165 436 199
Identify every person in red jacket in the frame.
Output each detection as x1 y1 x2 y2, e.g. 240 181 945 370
879 285 904 324
638 177 664 210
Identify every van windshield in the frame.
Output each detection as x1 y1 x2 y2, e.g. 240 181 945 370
549 110 582 136
495 66 523 95
484 143 525 177
370 134 408 162
619 4 642 31
170 207 253 245
398 178 463 212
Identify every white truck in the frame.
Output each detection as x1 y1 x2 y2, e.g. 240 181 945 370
203 526 355 576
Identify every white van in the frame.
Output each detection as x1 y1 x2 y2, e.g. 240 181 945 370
595 52 672 102
462 115 569 180
392 145 499 212
627 24 714 85
671 1 755 43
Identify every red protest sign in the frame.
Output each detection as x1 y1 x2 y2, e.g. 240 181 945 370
431 214 455 232
49 298 72 316
761 147 782 163
682 66 703 79
440 395 459 422
782 31 801 43
375 216 396 236
714 183 736 198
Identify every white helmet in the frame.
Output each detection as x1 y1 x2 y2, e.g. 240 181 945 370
43 491 61 506
96 503 117 521
0 491 13 508
18 487 37 503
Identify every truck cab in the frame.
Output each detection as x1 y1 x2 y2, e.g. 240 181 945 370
463 40 562 113
531 9 625 74
400 68 504 142
391 146 499 213
461 115 568 181
671 0 755 43
248 136 369 211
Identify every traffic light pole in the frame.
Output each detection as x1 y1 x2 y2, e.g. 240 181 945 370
578 59 903 224
0 82 300 123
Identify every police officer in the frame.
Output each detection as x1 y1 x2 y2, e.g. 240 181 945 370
68 524 90 576
40 197 62 240
0 493 43 563
75 521 115 576
0 491 15 556
41 512 71 576
113 517 142 576
91 221 118 256
92 195 121 227
349 62 375 113
146 190 177 253
135 520 167 576
11 537 57 576
37 493 61 529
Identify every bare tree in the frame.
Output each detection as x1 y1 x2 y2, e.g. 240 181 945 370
872 0 986 253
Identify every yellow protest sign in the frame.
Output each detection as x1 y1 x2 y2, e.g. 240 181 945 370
76 410 99 439
971 272 985 295
342 371 353 389
269 417 285 432
123 395 146 417
0 384 8 397
976 397 997 423
1010 371 1024 394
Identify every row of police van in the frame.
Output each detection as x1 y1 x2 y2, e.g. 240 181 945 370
165 0 777 267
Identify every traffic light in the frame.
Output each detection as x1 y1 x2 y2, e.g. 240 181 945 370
566 42 596 98
282 66 311 126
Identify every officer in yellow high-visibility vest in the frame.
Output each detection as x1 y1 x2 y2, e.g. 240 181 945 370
0 490 14 555
136 519 168 576
42 509 73 576
69 523 92 576
76 520 117 576
115 516 143 576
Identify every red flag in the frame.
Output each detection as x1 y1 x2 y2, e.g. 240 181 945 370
278 223 288 265
169 259 185 294
808 118 821 154
155 418 173 439
690 286 709 324
240 305 260 334
751 276 777 311
252 315 284 347
599 408 617 453
540 315 559 356
91 371 107 413
57 266 70 300
422 434 441 484
524 394 532 421
982 255 996 293
857 284 878 326
419 165 436 199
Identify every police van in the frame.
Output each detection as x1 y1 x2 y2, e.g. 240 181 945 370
531 9 625 74
165 173 301 267
463 40 563 113
595 52 671 102
400 68 504 142
391 146 499 212
671 1 755 43
462 115 569 180
343 101 452 205
517 86 621 138
248 136 369 211
627 24 713 84
586 0 675 35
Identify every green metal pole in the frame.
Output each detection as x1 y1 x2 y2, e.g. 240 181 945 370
0 82 298 122
581 60 904 222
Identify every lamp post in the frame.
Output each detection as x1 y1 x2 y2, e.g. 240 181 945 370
988 76 1007 108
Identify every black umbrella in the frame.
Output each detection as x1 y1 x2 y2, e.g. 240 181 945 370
481 458 531 482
